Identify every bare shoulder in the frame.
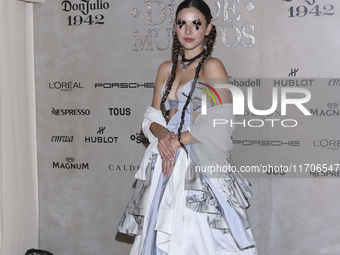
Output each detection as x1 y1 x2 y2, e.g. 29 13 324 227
202 57 229 78
157 60 172 79
201 58 231 103
154 60 172 90
152 60 172 109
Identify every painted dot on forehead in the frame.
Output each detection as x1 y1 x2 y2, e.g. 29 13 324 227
176 19 186 29
192 19 202 30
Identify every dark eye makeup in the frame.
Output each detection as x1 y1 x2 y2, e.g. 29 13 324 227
192 19 202 30
176 19 186 29
176 18 203 30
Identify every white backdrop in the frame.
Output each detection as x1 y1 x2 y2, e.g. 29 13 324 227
33 0 340 254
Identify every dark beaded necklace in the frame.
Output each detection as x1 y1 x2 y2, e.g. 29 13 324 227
181 49 206 71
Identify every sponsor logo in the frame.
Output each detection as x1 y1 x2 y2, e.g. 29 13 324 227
62 0 110 26
309 103 339 117
130 133 150 144
109 108 131 116
273 79 313 87
85 137 118 143
51 136 74 142
52 157 89 170
62 0 109 15
85 127 118 144
313 139 340 150
229 78 261 87
97 127 105 134
94 82 155 88
286 0 335 18
52 108 90 116
328 79 340 86
109 164 138 171
49 81 83 92
310 170 340 178
288 68 299 77
233 140 300 146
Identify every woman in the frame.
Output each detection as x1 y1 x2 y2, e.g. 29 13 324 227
118 1 257 254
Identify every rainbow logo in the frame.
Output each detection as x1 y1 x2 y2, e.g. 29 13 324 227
197 82 223 106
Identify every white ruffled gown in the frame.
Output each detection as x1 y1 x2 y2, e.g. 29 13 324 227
117 79 257 255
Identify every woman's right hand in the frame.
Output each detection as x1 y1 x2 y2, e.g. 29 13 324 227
160 132 181 177
157 129 176 162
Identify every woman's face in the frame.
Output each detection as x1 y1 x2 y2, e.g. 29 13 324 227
175 7 212 51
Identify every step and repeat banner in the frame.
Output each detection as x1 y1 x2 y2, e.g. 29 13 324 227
34 1 340 254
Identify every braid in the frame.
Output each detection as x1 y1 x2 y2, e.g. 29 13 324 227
206 24 217 51
177 24 217 154
160 32 181 123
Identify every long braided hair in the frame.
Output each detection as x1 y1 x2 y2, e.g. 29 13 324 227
160 0 217 153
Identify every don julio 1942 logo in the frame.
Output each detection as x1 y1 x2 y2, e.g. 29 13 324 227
61 0 110 26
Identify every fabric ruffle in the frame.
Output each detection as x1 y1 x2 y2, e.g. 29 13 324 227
117 154 158 236
185 158 253 233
